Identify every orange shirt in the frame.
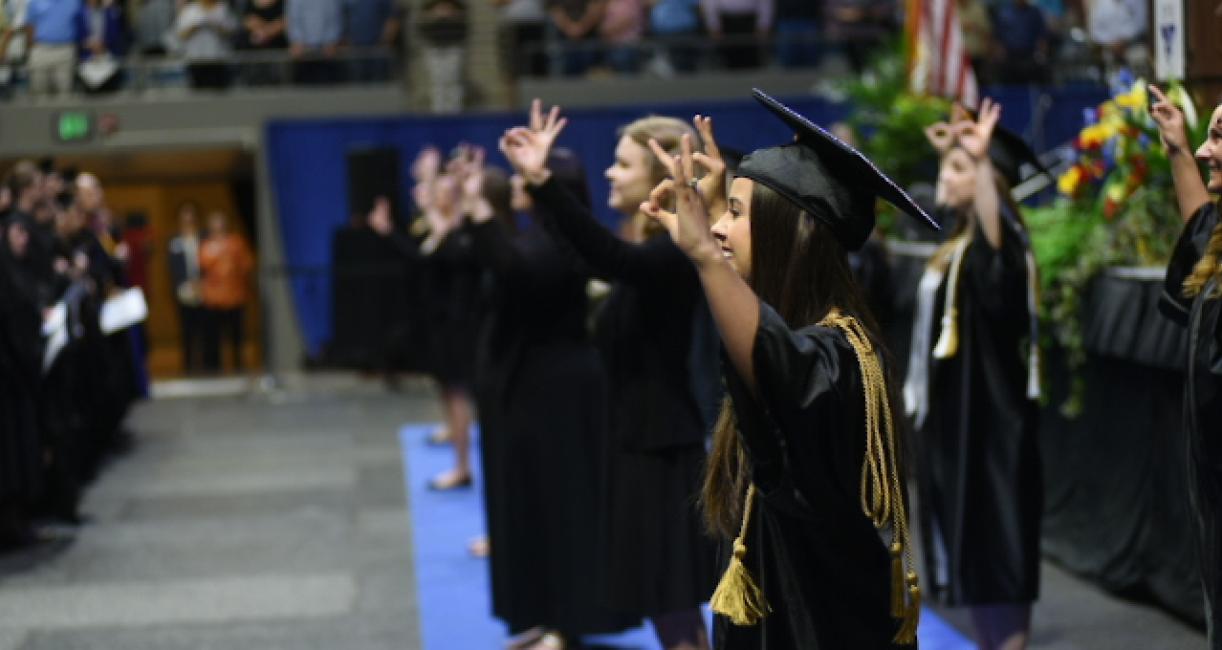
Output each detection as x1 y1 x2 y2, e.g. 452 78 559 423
199 233 255 309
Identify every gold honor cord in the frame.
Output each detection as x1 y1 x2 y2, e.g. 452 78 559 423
711 310 920 644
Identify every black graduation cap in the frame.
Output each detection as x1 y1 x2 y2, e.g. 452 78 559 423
738 89 940 251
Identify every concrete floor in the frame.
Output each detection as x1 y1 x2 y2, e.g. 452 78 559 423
0 373 1208 649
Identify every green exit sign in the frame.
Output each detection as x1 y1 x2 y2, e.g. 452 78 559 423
54 111 93 142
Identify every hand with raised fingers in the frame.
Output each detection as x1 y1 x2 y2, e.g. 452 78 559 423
925 121 955 155
500 99 568 186
955 97 1000 162
642 133 720 266
412 146 442 184
1149 84 1189 156
692 114 729 218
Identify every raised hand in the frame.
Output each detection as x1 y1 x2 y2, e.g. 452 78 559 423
954 97 1001 161
642 134 720 266
1149 84 1190 155
925 122 955 155
412 147 442 183
499 99 568 186
692 115 729 217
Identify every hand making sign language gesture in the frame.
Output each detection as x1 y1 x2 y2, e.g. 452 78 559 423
1149 83 1213 222
640 133 721 267
499 99 568 187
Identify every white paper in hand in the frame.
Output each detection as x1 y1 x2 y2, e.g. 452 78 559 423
100 287 149 334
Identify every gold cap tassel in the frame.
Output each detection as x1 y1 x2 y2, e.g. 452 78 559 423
932 238 968 360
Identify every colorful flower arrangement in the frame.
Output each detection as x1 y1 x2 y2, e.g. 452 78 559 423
1025 73 1206 415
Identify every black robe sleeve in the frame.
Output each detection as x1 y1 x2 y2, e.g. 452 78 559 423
468 220 575 295
1161 202 1220 326
527 177 691 287
964 217 1030 325
724 301 862 520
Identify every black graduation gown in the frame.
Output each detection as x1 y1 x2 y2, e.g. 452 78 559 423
0 245 46 507
423 225 483 387
528 178 718 617
1159 201 1222 647
915 220 1042 606
716 302 906 650
469 219 634 636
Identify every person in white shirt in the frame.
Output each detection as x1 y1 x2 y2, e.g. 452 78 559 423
176 0 237 89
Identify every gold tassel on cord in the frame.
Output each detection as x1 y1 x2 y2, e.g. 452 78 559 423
710 484 771 625
932 238 968 360
822 309 921 645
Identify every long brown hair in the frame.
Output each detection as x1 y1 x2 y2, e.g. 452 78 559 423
1183 206 1222 300
701 181 888 538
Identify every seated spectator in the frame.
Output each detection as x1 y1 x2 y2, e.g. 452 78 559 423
991 0 1048 84
493 0 547 78
599 0 643 73
286 0 345 84
75 0 127 93
546 0 604 77
342 0 402 82
646 0 700 74
418 0 466 112
237 0 287 85
824 0 893 72
177 0 238 90
700 0 771 69
133 0 177 55
23 0 83 97
774 0 817 68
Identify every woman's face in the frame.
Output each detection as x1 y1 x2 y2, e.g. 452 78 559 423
710 177 754 279
510 173 532 212
1197 105 1222 194
433 175 460 215
208 213 227 236
605 135 655 217
6 222 28 258
936 147 977 210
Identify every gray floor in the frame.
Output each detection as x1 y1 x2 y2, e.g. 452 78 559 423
0 374 435 650
0 374 1208 649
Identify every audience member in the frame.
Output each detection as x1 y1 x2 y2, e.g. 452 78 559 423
169 201 206 375
700 0 771 69
24 0 83 97
991 0 1049 83
418 0 467 112
493 0 547 78
132 0 176 54
824 0 894 72
76 0 127 93
286 0 345 84
598 0 643 73
958 0 993 84
546 0 604 76
342 0 402 82
645 0 700 74
177 0 238 89
773 0 817 68
237 0 286 85
199 210 254 373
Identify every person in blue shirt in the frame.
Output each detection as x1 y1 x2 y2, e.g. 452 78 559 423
75 0 127 93
24 0 83 96
343 0 402 81
648 0 700 73
286 0 346 84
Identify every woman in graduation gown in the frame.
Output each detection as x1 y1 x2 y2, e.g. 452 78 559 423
0 215 47 546
500 103 717 649
903 101 1044 650
629 89 937 648
1150 85 1222 649
455 149 635 648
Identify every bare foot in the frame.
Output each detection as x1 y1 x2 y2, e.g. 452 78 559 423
468 535 490 558
428 468 472 491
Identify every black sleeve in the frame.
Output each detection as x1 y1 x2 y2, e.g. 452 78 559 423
527 177 688 287
468 220 574 294
1160 202 1220 326
964 216 1029 323
724 302 854 518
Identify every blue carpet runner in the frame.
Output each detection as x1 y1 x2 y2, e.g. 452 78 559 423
400 423 976 649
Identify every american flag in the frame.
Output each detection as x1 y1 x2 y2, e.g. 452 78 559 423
907 0 980 106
